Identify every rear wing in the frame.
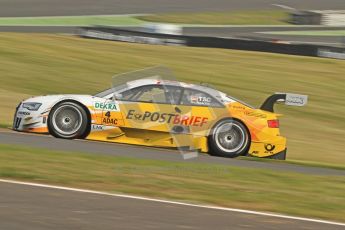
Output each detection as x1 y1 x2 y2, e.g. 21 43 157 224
260 93 308 112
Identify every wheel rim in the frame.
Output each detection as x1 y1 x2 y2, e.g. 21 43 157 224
52 105 83 136
214 122 247 153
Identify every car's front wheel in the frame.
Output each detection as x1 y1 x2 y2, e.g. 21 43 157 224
208 119 250 158
48 101 88 139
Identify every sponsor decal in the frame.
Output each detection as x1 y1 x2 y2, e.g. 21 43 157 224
82 30 186 46
245 111 267 118
126 110 208 127
190 96 212 105
251 150 259 155
191 96 198 104
102 111 118 125
264 144 276 153
94 102 120 112
102 118 118 125
92 124 105 130
18 111 31 116
285 94 308 107
231 105 246 110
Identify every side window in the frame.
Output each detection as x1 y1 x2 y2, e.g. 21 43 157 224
117 87 142 101
116 85 182 104
180 89 222 107
164 86 182 104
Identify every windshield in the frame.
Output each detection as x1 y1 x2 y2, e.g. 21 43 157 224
94 84 127 98
94 66 176 98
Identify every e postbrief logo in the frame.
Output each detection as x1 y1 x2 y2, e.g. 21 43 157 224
126 110 208 127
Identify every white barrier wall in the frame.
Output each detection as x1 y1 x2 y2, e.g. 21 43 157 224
143 24 182 35
291 10 345 26
322 12 345 26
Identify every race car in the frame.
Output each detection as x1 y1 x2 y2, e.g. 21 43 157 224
12 68 307 160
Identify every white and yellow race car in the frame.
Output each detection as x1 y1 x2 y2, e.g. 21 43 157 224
13 68 307 160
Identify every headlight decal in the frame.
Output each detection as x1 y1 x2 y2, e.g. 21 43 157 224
22 102 42 111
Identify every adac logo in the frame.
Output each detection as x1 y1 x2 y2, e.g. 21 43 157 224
264 144 276 152
102 118 118 125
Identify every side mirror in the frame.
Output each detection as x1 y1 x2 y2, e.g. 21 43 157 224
175 106 182 113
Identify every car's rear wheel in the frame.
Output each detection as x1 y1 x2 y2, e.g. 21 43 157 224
48 101 88 139
208 119 250 158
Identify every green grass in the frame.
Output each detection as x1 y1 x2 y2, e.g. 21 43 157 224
0 123 11 129
137 10 289 25
0 144 344 222
0 10 288 26
0 33 344 165
261 30 345 36
0 15 145 26
238 157 345 171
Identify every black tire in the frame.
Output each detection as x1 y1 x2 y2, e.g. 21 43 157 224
48 101 88 139
208 119 250 158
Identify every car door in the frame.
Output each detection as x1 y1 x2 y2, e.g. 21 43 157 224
98 85 227 136
116 84 183 133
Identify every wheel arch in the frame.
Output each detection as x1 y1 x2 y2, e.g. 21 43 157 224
207 117 250 137
48 99 92 138
207 117 252 154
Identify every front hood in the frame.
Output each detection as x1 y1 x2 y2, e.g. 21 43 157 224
20 94 97 114
23 94 92 104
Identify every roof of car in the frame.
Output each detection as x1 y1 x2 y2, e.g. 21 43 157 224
95 78 239 105
124 78 227 99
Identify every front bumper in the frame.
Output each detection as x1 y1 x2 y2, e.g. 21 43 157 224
12 102 21 130
13 103 49 133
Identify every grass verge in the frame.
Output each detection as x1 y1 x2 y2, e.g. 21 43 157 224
239 157 345 171
0 124 11 129
0 10 288 26
0 15 145 26
260 30 345 36
137 10 289 25
0 33 344 165
0 144 344 222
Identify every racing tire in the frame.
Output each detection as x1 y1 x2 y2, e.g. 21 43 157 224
208 119 250 158
48 101 88 139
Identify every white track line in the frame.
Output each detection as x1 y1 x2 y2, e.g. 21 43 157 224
0 14 149 19
0 24 141 27
271 4 296 11
0 179 344 226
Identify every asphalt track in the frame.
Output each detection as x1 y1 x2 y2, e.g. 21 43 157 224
0 129 344 176
1 0 344 17
184 26 345 46
0 0 344 46
0 181 344 230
